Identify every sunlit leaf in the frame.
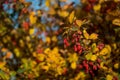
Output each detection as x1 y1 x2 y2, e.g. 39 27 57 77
83 29 89 39
29 12 37 24
91 43 99 53
29 28 34 35
68 53 78 62
58 10 69 18
45 0 50 7
105 45 111 53
52 36 57 42
99 47 109 55
106 75 113 80
37 54 45 61
89 33 98 40
71 62 76 69
68 11 75 24
85 53 92 60
93 4 101 12
114 63 119 69
75 20 83 27
0 62 6 69
42 66 49 71
112 18 120 26
91 55 97 61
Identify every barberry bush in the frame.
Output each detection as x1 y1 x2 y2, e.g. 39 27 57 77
0 0 120 80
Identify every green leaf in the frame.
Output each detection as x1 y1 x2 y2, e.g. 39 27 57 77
91 43 97 53
10 71 16 76
0 70 9 80
17 68 25 73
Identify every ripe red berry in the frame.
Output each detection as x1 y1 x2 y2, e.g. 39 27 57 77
77 45 81 51
97 64 100 69
89 61 93 66
74 45 77 51
97 58 101 63
88 0 96 3
93 65 97 70
78 64 83 69
89 70 94 77
84 4 93 12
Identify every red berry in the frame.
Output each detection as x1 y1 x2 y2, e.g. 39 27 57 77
97 43 104 50
75 38 79 42
77 45 81 51
84 4 92 12
88 0 96 3
97 64 100 69
97 58 101 63
74 45 77 51
62 68 67 75
89 61 93 66
78 64 83 69
93 65 97 70
113 76 118 80
72 33 76 38
89 70 94 77
78 49 82 54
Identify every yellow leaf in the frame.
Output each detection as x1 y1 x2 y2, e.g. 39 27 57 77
26 36 31 42
42 66 49 71
71 62 76 69
93 4 101 12
57 67 62 75
58 10 69 18
48 8 56 15
29 12 37 24
44 48 51 54
100 62 108 70
112 18 120 26
99 0 104 4
105 45 111 53
83 29 89 39
114 63 119 69
52 36 57 42
75 72 86 80
106 75 113 80
99 48 109 55
45 0 50 7
91 55 97 61
68 11 75 24
46 37 51 44
33 52 37 57
85 53 92 60
29 28 34 35
37 54 45 61
114 0 120 2
68 53 78 62
0 62 6 69
76 20 83 27
53 47 59 53
112 43 117 49
89 33 98 40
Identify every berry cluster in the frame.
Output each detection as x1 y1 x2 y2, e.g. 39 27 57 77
77 59 101 77
64 31 84 54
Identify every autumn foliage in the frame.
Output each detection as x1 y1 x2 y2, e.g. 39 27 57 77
0 0 120 80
